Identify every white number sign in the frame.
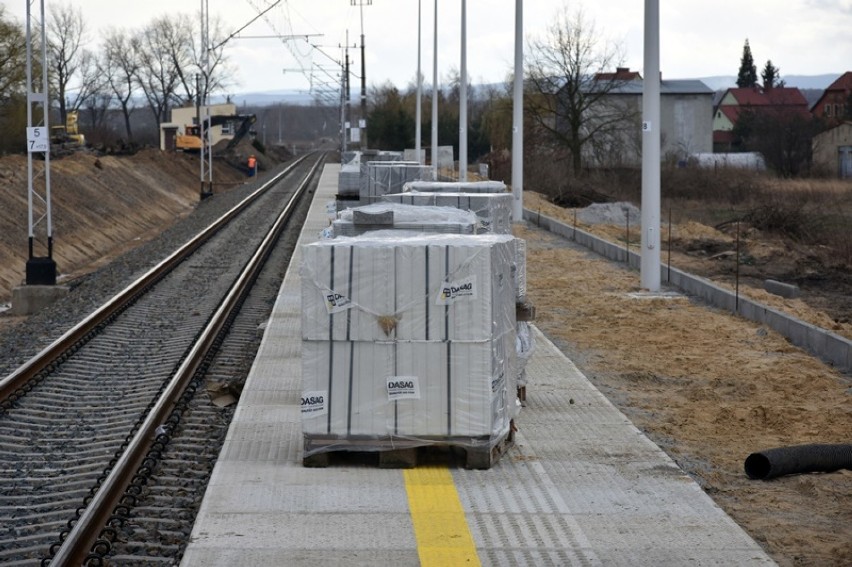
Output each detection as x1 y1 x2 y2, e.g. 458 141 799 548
27 127 50 153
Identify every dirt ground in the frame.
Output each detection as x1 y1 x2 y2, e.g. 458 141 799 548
518 192 851 566
0 153 848 564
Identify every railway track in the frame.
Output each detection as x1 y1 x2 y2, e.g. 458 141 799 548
0 153 324 565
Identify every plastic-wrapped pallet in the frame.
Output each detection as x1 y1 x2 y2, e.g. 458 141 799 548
338 161 361 197
301 233 518 453
381 191 513 235
380 191 524 302
363 162 434 203
403 180 508 194
358 151 404 198
332 203 477 237
341 151 361 165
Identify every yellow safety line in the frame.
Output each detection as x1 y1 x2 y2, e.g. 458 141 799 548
403 466 481 566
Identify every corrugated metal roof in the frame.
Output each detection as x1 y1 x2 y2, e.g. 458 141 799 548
606 79 714 95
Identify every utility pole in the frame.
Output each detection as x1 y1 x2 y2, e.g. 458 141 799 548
641 0 661 291
415 0 423 164
24 0 56 285
432 0 439 179
351 0 371 149
200 0 213 199
343 33 352 151
511 0 523 221
197 0 291 198
459 0 467 181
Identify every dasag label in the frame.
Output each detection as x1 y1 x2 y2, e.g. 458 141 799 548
386 376 420 401
436 275 477 305
323 291 352 314
300 390 328 416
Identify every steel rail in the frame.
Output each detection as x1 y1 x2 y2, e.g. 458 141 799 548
48 153 325 565
0 154 310 403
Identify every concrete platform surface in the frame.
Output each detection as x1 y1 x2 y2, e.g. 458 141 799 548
181 164 775 566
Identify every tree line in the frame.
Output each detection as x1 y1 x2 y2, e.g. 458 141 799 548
0 3 232 153
365 12 835 182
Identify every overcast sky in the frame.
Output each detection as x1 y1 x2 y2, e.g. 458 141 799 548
4 0 851 95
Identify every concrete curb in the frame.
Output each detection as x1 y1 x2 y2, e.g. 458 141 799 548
524 208 852 373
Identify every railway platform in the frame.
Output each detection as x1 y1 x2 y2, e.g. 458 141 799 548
181 163 774 566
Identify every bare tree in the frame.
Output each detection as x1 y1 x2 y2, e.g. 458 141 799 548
156 14 195 106
0 5 28 154
101 29 139 141
81 89 113 134
185 13 232 104
46 3 89 125
134 13 234 132
70 49 104 116
77 52 113 134
524 5 634 176
134 17 182 127
0 5 27 101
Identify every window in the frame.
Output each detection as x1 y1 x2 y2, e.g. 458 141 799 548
835 104 842 117
825 104 833 116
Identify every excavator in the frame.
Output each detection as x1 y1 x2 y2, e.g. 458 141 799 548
50 111 85 153
175 114 256 153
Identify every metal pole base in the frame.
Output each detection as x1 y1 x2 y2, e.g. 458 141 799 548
26 257 57 285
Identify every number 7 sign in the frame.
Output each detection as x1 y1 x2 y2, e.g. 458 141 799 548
27 127 50 153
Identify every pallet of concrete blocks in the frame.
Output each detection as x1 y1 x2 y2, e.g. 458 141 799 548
402 180 508 194
300 233 521 469
362 162 434 204
382 190 513 235
331 202 478 237
379 191 524 305
338 161 362 198
358 150 403 198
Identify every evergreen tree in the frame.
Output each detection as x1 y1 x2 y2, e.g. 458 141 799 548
761 60 780 89
736 39 758 88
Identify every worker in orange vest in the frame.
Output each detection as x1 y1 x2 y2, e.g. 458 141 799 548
247 155 257 177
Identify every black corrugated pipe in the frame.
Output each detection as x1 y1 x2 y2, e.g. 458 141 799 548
744 443 852 480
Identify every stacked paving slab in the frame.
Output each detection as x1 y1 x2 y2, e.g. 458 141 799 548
304 166 531 467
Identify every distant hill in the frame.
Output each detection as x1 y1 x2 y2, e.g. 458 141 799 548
210 90 316 107
219 74 843 108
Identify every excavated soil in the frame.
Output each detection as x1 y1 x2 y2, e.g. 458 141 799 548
0 157 848 565
0 148 247 308
518 193 850 567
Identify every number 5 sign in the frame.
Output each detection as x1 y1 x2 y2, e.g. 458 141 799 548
27 127 50 153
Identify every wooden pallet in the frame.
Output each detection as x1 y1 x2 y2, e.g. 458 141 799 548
303 422 515 470
516 299 536 322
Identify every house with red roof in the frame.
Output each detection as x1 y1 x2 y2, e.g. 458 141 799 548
811 71 852 126
594 67 643 82
810 72 852 177
712 86 811 151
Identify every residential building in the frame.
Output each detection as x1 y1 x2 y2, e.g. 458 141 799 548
812 121 852 178
159 103 238 151
712 87 810 152
578 70 714 167
811 71 852 126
